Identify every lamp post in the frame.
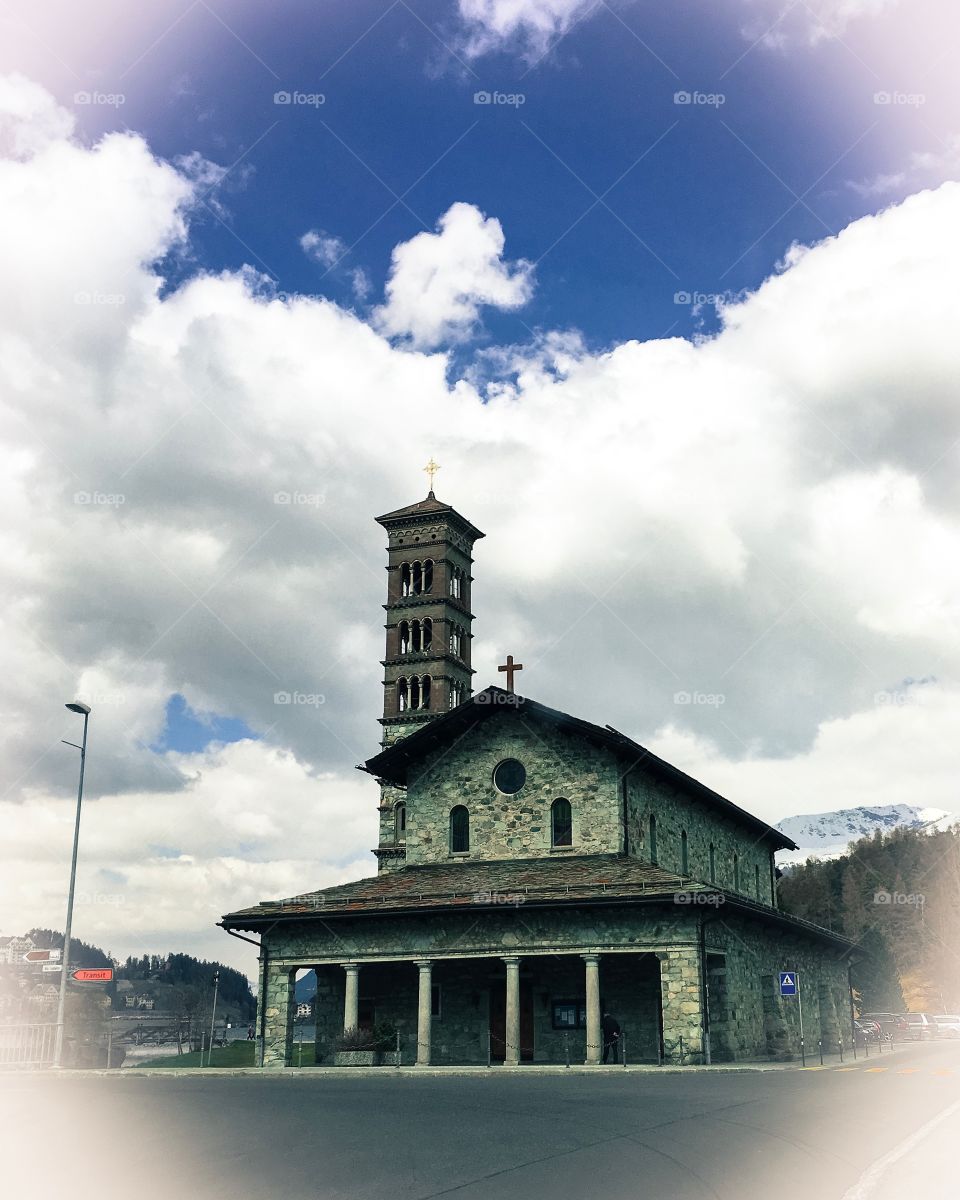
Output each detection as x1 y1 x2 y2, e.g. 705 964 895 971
54 701 91 1068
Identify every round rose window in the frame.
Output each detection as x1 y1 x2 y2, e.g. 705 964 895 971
493 758 526 794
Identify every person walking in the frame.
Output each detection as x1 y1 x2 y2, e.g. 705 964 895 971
602 1011 621 1063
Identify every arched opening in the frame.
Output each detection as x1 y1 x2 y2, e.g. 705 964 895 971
420 675 431 710
397 678 408 712
395 802 406 844
421 617 432 649
400 562 411 597
450 806 469 853
411 561 423 594
680 829 688 875
648 813 658 865
409 676 421 710
422 559 433 593
411 619 422 652
399 620 410 654
551 798 572 847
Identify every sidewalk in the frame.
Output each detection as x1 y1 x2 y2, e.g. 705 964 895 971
39 1041 919 1078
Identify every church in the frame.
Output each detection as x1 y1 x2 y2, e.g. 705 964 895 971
221 480 855 1067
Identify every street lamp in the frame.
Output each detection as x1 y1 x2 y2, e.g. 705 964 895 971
54 701 91 1068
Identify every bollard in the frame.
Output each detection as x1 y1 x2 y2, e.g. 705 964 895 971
622 1030 627 1068
838 1037 843 1064
800 1036 805 1067
487 1031 492 1069
657 1036 662 1067
864 1034 869 1058
818 1039 823 1066
564 1032 570 1068
396 1029 401 1069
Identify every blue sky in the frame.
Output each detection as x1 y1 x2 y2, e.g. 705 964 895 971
30 0 951 354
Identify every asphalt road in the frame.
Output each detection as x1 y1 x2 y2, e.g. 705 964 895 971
1 1042 958 1200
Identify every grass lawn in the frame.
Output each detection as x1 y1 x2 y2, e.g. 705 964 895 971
138 1041 319 1068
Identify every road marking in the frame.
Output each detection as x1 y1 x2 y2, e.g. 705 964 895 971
933 1068 953 1076
799 1065 827 1071
864 1067 887 1073
841 1097 960 1200
835 1067 858 1072
896 1068 919 1075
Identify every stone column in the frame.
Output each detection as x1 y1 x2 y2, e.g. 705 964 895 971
658 948 703 1064
261 962 295 1068
342 962 360 1033
582 954 601 1065
415 959 432 1066
502 956 521 1066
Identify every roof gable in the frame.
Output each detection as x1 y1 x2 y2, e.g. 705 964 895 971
361 686 795 850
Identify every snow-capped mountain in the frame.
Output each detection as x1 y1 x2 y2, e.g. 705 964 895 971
775 804 954 863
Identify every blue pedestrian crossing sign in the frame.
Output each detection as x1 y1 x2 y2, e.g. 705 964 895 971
779 971 798 996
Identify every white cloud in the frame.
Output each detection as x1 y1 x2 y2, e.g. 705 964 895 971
300 228 348 270
373 201 534 348
456 0 597 60
3 76 960 973
739 0 901 46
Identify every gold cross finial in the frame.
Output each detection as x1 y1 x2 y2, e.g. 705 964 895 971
423 457 440 493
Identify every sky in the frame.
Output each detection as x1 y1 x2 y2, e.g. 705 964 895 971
1 0 959 979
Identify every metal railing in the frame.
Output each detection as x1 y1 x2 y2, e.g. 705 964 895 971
0 1022 59 1068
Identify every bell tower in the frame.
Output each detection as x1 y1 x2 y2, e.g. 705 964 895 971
372 467 484 870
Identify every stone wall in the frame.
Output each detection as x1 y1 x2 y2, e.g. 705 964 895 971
404 708 624 865
625 769 777 906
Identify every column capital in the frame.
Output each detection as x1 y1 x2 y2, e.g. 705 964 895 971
413 958 433 970
341 961 360 972
581 953 600 965
501 955 522 966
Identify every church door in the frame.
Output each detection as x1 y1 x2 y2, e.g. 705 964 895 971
489 982 534 1062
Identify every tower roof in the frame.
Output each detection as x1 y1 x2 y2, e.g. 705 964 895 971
376 492 484 540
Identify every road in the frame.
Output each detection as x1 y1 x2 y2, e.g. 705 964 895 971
1 1042 957 1200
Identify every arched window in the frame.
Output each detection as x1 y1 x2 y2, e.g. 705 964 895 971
450 806 469 853
733 853 740 892
409 676 420 710
680 829 689 875
411 619 422 652
412 561 422 594
395 803 406 844
648 814 658 865
422 559 433 593
397 678 408 712
449 681 464 709
420 675 431 710
709 843 716 884
421 617 432 649
399 620 410 654
449 566 462 599
551 798 573 847
400 562 411 597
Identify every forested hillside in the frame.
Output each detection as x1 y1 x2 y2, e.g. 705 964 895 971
779 825 960 1013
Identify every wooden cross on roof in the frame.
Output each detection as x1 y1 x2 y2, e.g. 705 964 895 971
498 654 523 693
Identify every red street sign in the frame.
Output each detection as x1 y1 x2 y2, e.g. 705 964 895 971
72 968 113 982
24 950 52 962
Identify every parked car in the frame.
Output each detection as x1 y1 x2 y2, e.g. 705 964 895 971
931 1015 960 1039
896 1013 939 1040
863 1012 899 1038
854 1019 881 1043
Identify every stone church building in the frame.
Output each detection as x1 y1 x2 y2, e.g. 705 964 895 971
221 487 855 1067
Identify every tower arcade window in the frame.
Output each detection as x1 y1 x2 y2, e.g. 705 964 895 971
450 805 469 853
448 681 464 708
399 620 411 654
449 565 463 599
397 678 409 711
551 798 572 847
